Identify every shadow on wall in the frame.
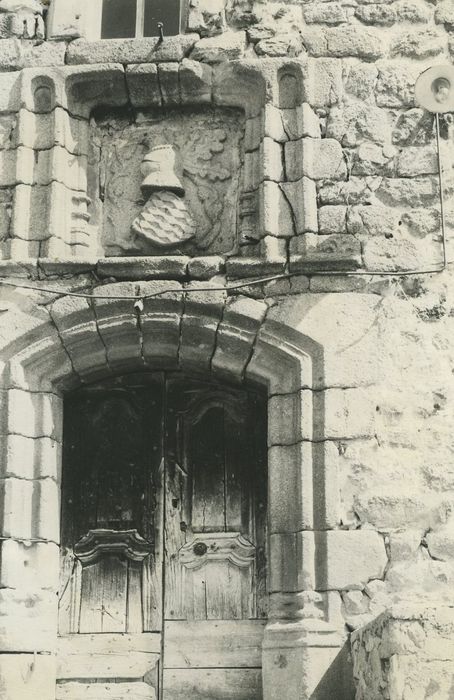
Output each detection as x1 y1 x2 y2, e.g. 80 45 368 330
311 642 356 700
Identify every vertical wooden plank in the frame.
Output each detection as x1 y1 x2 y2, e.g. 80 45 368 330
190 407 226 533
127 561 144 633
79 562 104 633
100 556 128 633
205 562 242 620
224 407 248 534
164 382 190 621
58 549 82 634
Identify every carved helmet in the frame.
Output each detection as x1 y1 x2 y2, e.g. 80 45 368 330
140 144 185 196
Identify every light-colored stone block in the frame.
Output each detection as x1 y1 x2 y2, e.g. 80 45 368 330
0 653 56 697
315 530 388 590
268 390 314 445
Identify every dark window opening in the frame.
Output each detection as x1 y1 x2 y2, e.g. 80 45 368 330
101 0 181 39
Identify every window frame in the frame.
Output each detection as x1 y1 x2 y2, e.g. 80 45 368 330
87 0 184 41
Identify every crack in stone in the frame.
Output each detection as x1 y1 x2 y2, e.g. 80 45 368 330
45 305 83 385
241 300 271 382
208 296 227 374
176 283 187 370
88 298 113 375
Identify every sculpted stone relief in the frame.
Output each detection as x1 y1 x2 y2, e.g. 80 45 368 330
88 107 245 257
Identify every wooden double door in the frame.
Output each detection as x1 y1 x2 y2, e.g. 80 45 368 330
57 373 267 700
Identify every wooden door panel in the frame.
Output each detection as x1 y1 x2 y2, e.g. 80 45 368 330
164 378 267 622
56 682 155 700
162 669 262 700
60 375 164 635
164 620 266 668
57 633 161 679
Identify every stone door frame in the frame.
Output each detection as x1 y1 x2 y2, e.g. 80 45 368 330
0 285 343 699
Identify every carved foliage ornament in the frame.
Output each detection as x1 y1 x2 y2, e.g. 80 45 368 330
89 108 244 257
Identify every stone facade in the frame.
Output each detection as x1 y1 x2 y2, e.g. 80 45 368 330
0 0 454 698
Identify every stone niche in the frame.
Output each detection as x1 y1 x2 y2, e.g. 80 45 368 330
88 106 245 257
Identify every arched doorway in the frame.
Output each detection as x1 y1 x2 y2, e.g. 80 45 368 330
57 372 267 700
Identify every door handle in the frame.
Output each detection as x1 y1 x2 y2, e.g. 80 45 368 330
193 542 208 556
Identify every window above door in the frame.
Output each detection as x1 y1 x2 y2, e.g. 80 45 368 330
101 0 182 39
47 0 183 42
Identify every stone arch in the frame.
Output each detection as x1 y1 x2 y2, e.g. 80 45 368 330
0 283 342 699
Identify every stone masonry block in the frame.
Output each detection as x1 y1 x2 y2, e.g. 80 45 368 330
0 477 59 542
318 205 347 235
325 26 386 60
50 296 109 381
395 146 438 177
315 530 388 590
269 532 316 593
268 390 314 445
0 389 62 440
0 653 56 696
280 177 318 235
179 59 212 104
268 442 314 533
139 281 184 369
266 293 381 390
290 232 361 270
14 108 89 155
67 35 199 65
190 31 247 63
0 478 34 540
211 296 268 380
262 137 284 182
303 58 343 107
260 180 294 238
286 138 347 181
0 539 59 591
314 388 376 440
158 63 181 105
0 71 21 113
263 104 288 143
1 434 60 481
179 284 226 372
92 282 145 372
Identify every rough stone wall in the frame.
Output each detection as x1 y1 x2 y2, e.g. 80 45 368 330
351 604 454 698
0 0 454 698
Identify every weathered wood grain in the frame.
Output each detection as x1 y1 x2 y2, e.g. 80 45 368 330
56 682 155 699
164 620 265 668
58 633 161 679
162 669 262 700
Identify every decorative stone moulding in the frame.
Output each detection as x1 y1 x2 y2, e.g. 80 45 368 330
0 59 361 274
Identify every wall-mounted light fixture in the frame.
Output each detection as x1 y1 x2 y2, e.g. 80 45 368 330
415 64 454 113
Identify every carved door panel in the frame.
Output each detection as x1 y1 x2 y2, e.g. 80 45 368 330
162 377 267 700
58 375 164 700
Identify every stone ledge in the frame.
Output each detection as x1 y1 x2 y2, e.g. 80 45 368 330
65 35 200 66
